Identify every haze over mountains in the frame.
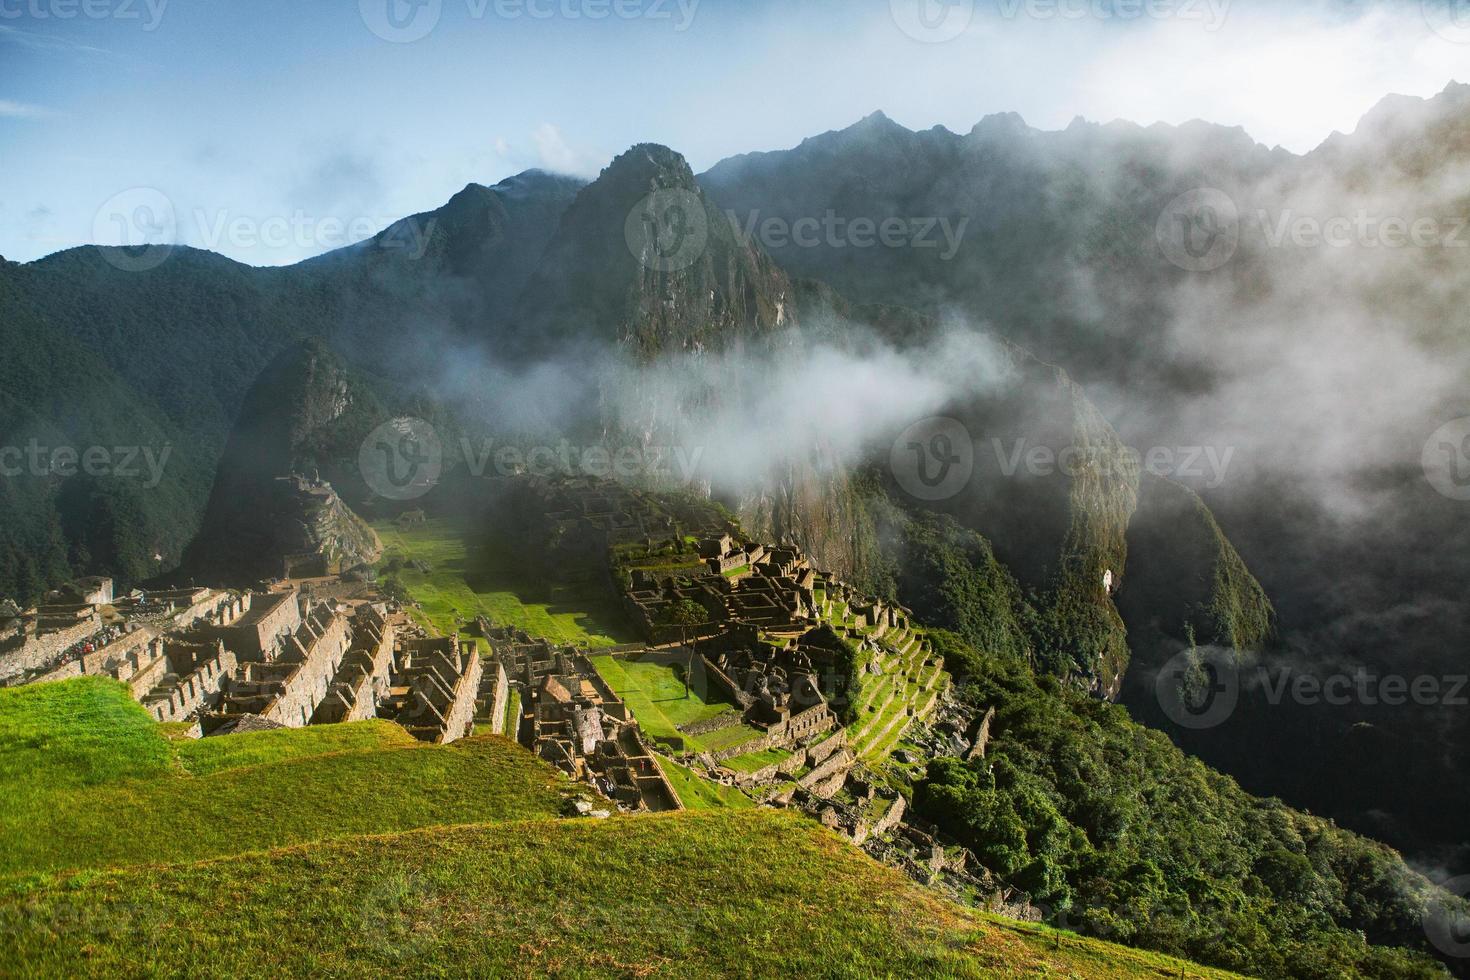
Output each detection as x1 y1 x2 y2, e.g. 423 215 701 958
2 82 1468 875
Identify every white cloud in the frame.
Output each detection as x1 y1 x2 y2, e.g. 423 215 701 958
531 122 592 177
0 99 52 119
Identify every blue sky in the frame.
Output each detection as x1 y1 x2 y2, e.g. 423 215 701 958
1 0 1465 265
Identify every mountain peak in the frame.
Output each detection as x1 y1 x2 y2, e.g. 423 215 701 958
969 111 1030 137
600 143 697 188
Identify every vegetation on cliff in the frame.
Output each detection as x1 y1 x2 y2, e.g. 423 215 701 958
914 633 1451 979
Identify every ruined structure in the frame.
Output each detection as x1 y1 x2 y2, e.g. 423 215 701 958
207 602 353 730
311 604 396 724
483 627 681 813
389 636 483 744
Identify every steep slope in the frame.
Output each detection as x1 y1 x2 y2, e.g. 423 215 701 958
511 143 794 359
1117 474 1275 669
181 339 383 584
0 810 1247 980
3 170 580 597
0 259 209 600
0 677 1245 979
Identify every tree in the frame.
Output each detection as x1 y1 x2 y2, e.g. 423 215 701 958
659 599 707 698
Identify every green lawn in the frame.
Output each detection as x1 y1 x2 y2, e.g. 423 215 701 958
718 746 793 774
374 517 636 647
0 679 573 879
175 719 416 776
0 810 1244 979
589 655 763 754
654 753 753 810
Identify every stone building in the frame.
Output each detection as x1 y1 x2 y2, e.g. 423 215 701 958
202 591 301 662
392 636 483 744
207 602 351 729
312 604 396 724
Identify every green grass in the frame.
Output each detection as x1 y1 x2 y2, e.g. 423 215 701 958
0 677 175 792
0 679 571 880
175 719 416 776
0 810 1243 979
718 746 793 774
654 754 753 810
374 516 635 647
588 655 762 754
501 688 521 739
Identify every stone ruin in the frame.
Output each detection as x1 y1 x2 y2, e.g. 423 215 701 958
481 623 682 813
386 635 484 744
623 536 820 643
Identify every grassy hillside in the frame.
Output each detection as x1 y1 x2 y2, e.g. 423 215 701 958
0 809 1242 979
0 675 1247 978
0 679 573 879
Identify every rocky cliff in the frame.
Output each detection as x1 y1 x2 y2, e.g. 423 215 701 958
181 339 382 584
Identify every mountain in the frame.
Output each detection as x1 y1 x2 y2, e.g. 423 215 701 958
4 91 1467 873
0 170 582 600
511 144 793 359
181 340 382 584
697 86 1470 866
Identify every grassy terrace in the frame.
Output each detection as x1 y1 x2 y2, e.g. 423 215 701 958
588 655 765 755
0 679 572 879
373 516 635 647
654 753 753 810
844 628 947 764
718 745 793 774
0 809 1242 979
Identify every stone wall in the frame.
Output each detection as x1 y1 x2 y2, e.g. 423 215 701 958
143 649 239 723
0 615 100 682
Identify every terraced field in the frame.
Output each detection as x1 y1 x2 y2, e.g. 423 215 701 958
845 629 948 764
0 653 1237 978
0 679 576 879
